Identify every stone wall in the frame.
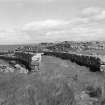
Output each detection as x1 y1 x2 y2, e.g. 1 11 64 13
44 51 102 71
15 51 33 71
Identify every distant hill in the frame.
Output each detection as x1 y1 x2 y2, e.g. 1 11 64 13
1 41 105 55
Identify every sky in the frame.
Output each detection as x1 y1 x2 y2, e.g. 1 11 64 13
0 0 105 44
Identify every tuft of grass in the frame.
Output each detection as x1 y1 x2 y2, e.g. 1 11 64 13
0 72 76 105
85 85 102 98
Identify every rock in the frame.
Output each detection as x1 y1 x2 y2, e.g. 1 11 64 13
8 68 14 72
15 64 21 69
19 67 28 74
100 65 105 72
80 91 90 100
14 64 28 74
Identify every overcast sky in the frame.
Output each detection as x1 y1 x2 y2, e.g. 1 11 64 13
0 0 105 44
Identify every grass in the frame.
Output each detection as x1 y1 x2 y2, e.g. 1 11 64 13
0 55 105 105
0 73 76 105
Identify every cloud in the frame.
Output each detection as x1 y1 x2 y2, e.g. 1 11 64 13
45 26 105 41
0 0 54 3
21 7 105 42
82 7 102 16
71 7 105 40
81 7 105 22
0 29 32 44
1 7 105 44
21 19 70 42
23 20 68 31
44 7 105 41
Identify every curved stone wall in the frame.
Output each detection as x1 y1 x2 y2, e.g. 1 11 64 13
44 51 102 71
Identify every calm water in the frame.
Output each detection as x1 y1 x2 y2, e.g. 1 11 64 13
0 59 9 65
0 45 21 51
0 44 36 51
